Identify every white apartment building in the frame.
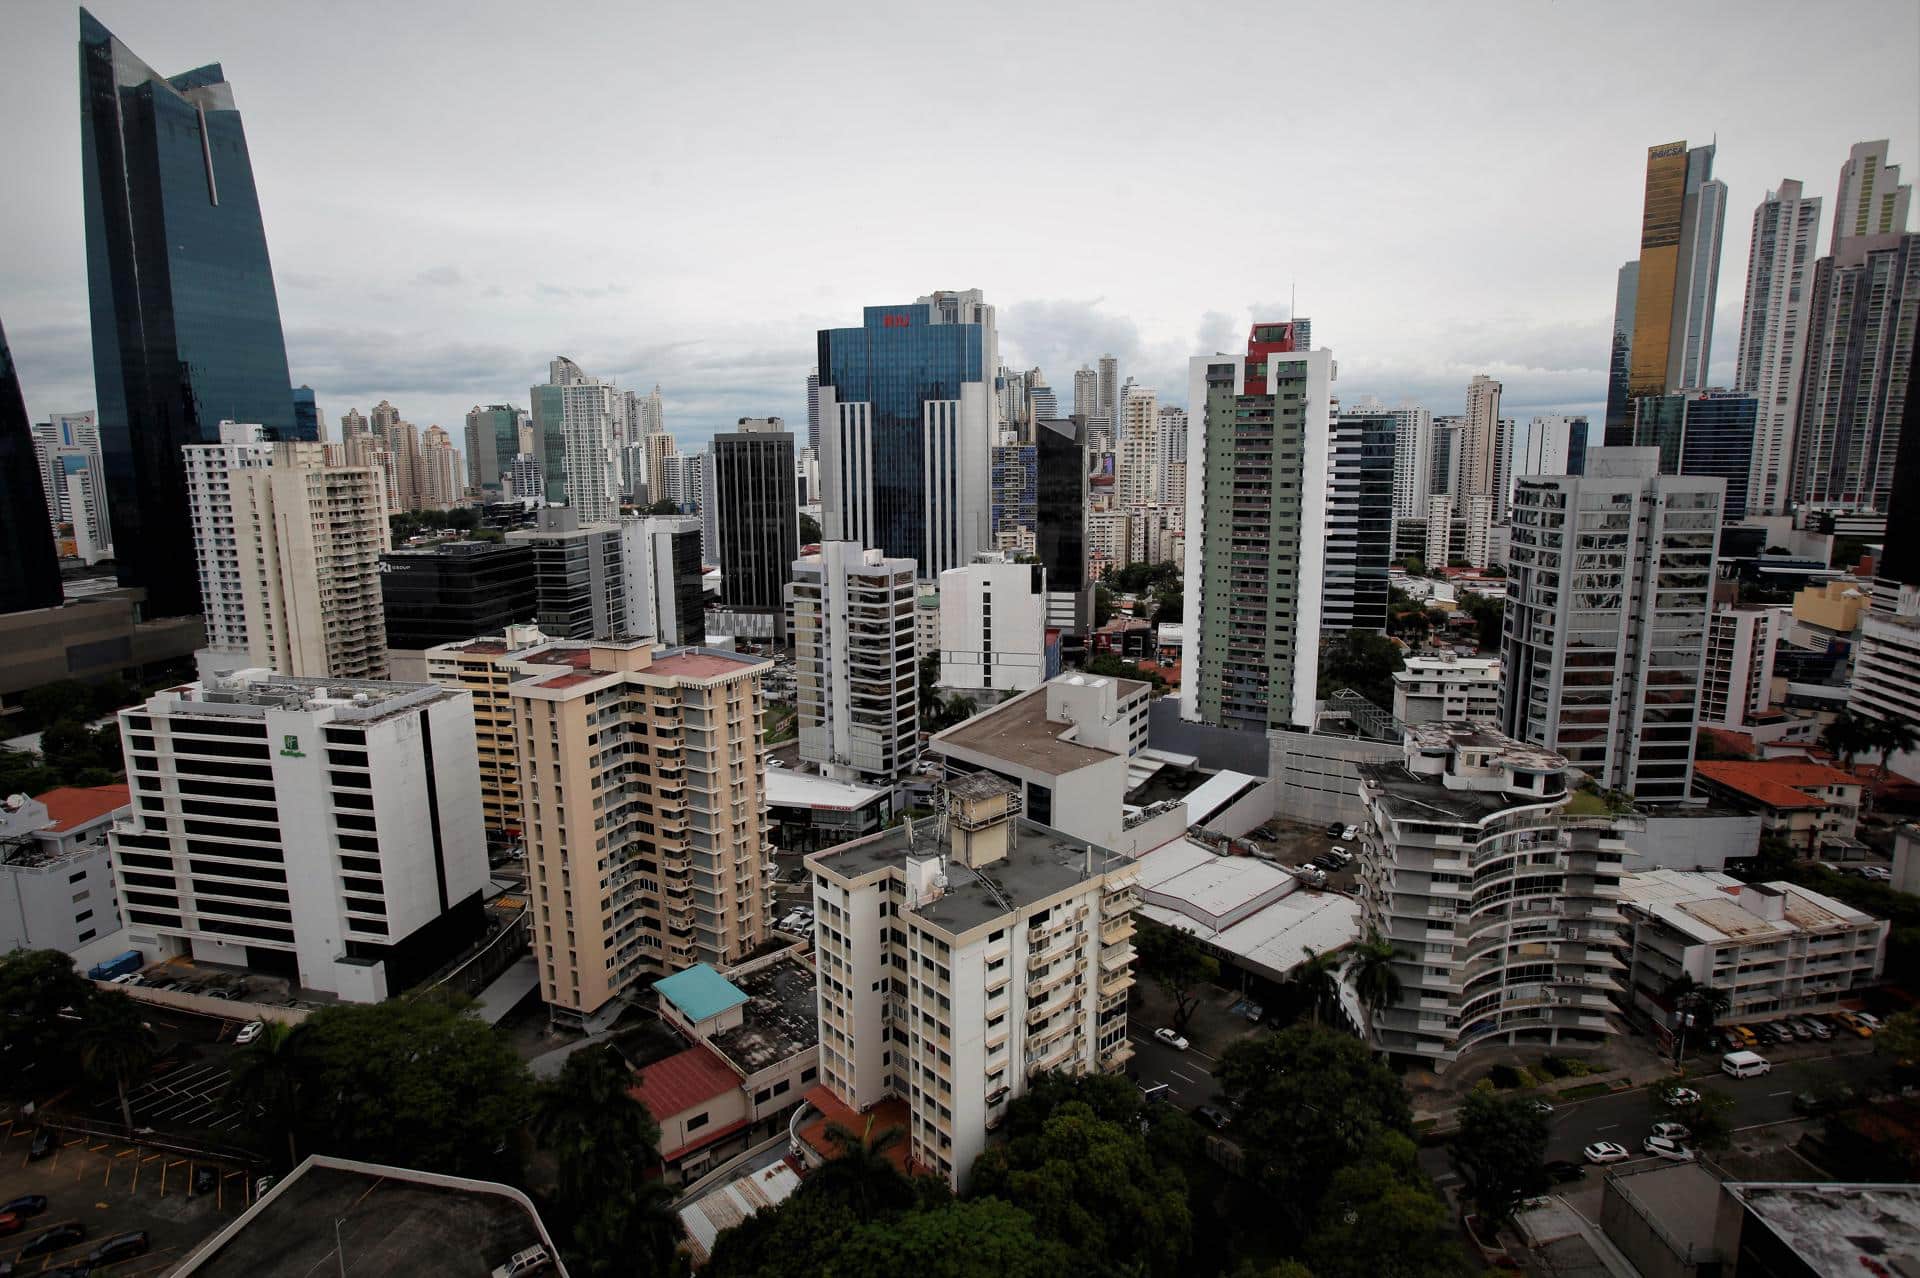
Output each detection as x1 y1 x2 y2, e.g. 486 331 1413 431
1424 494 1455 570
789 542 919 786
1117 387 1159 509
0 785 129 953
620 513 705 648
185 422 273 655
107 672 489 1002
1155 407 1187 507
937 553 1048 694
1392 654 1502 725
537 357 622 523
1850 610 1920 781
1620 869 1887 1028
1734 180 1821 517
1510 415 1590 482
1355 723 1633 1068
1702 605 1787 730
809 774 1138 1188
1390 406 1436 522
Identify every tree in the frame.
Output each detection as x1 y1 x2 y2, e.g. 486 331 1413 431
1304 1142 1468 1278
1822 710 1877 773
1349 933 1403 1017
1457 591 1505 652
79 991 160 1130
647 498 681 515
1863 715 1920 822
1155 590 1184 623
21 680 92 728
1402 555 1426 577
835 1200 1070 1278
1661 974 1731 1039
533 1044 659 1207
1316 630 1406 710
1291 946 1343 1028
288 999 535 1178
918 655 944 729
1875 1011 1920 1070
1450 1091 1549 1224
1095 585 1115 628
229 1020 307 1167
811 1115 915 1217
799 512 822 544
1134 920 1219 1033
0 948 94 1080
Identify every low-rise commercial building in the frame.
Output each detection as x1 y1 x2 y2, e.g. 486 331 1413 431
1692 759 1861 855
0 585 202 717
766 769 893 858
1391 654 1501 725
0 784 129 952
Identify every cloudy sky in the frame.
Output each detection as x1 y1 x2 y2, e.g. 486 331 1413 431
5 1 1916 453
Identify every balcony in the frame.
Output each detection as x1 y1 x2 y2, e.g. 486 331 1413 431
1099 1040 1135 1071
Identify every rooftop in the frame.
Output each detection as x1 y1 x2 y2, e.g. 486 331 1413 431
706 956 819 1076
1695 759 1860 810
933 686 1117 776
1358 761 1566 826
649 650 766 680
1605 1162 1724 1265
811 817 1130 936
1133 840 1362 980
630 1043 740 1122
1723 1181 1920 1275
152 672 457 724
175 1157 558 1278
1622 869 1878 945
654 963 749 1023
764 769 891 811
38 783 131 833
678 1159 801 1266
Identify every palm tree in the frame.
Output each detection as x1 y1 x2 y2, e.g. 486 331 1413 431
1349 932 1404 1017
813 1115 910 1215
78 991 159 1131
1292 946 1342 1029
533 1044 657 1203
1822 710 1877 773
229 1020 307 1168
1862 715 1920 823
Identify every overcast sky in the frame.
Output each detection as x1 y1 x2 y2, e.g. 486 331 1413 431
5 1 1916 453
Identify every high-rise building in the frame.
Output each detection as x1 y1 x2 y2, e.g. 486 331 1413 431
1355 723 1631 1067
638 384 665 438
1117 387 1159 509
1386 405 1435 523
1097 354 1119 430
937 553 1048 694
620 514 706 647
423 623 548 836
789 542 918 784
1181 322 1330 731
31 411 114 566
418 425 462 509
80 12 296 617
290 386 320 442
1324 411 1395 635
816 292 997 577
1460 375 1504 504
0 317 63 614
1429 416 1461 500
1632 390 1758 520
465 405 525 496
1604 263 1640 444
806 369 821 452
1155 406 1188 508
1027 372 1059 424
644 432 679 507
505 507 626 640
1793 142 1915 512
507 453 542 502
1501 448 1720 802
990 438 1037 554
1073 366 1099 420
1035 417 1093 635
379 540 537 653
187 438 391 679
808 773 1138 1188
1510 415 1590 481
1607 141 1727 443
1702 605 1786 731
1872 360 1920 617
108 671 490 1001
510 638 773 1018
530 357 620 522
711 419 798 633
1734 180 1822 516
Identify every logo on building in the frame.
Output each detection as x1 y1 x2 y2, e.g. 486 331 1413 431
280 734 304 757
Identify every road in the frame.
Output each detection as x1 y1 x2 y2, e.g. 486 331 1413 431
1127 1027 1221 1108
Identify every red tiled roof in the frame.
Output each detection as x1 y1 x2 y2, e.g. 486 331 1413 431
796 1085 918 1175
650 652 756 680
1695 760 1858 810
537 671 600 689
35 784 131 833
629 1043 739 1122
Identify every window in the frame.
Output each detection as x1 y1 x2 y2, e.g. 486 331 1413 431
687 1112 709 1131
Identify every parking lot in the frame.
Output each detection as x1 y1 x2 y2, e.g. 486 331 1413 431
0 1118 254 1275
96 1061 245 1137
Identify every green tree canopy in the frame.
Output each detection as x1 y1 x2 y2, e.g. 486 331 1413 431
0 948 93 1080
1316 629 1406 709
834 1199 1072 1278
1133 920 1219 1032
1450 1090 1549 1223
78 990 160 1130
799 512 823 544
1304 1139 1468 1278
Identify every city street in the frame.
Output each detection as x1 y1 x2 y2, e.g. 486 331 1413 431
1127 1027 1222 1108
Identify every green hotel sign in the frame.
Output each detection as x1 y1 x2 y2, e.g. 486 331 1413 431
280 734 305 758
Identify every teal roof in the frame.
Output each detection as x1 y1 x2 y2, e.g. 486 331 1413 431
653 963 747 1023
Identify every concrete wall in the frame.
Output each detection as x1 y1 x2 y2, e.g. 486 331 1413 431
95 979 311 1026
1269 728 1401 828
1599 1170 1713 1278
1205 780 1280 838
1625 812 1762 872
1147 700 1271 775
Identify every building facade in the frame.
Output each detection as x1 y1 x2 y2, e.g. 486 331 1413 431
621 514 707 648
1631 390 1758 521
1324 410 1395 634
380 540 537 653
1392 654 1502 725
1702 605 1786 731
531 357 621 521
711 419 798 632
789 543 918 785
0 785 130 953
506 507 627 640
936 554 1048 694
422 624 548 838
1734 180 1822 517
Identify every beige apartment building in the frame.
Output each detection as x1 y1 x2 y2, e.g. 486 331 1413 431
424 624 549 837
509 639 773 1020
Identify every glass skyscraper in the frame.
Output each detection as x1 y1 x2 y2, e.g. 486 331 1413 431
1633 391 1757 521
0 315 64 615
80 10 296 617
291 385 320 441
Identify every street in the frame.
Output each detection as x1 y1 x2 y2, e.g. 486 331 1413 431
1128 1026 1221 1108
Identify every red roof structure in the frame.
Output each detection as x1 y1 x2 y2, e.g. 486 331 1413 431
629 1043 739 1122
1694 760 1859 811
35 784 132 833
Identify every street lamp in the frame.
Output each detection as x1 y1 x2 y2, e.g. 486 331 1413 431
1672 1010 1695 1068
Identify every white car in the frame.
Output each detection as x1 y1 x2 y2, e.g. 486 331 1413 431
1340 825 1359 841
1664 1086 1701 1107
1649 1121 1690 1141
1327 847 1352 866
234 1020 266 1046
1642 1135 1695 1162
1583 1140 1630 1164
1855 1011 1884 1030
1153 1027 1190 1051
491 1246 552 1278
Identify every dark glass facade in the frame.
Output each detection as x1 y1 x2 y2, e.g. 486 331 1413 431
1326 413 1395 634
465 405 522 494
379 541 536 649
0 316 64 614
666 526 706 647
81 11 296 617
1634 392 1756 520
290 385 320 441
712 426 798 617
816 304 985 570
1035 417 1086 591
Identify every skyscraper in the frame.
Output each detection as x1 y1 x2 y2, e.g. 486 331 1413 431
464 404 525 496
816 290 997 577
1027 372 1059 424
80 10 296 617
1606 141 1726 443
1035 417 1091 634
418 425 462 508
1604 263 1640 444
1324 410 1395 634
806 369 821 452
1734 180 1822 516
789 543 919 784
1459 374 1504 504
1633 391 1758 520
531 357 621 523
1097 354 1119 431
1831 139 1913 251
1117 386 1159 508
0 316 63 614
1502 448 1720 802
291 386 320 441
31 411 112 564
711 418 799 632
1182 322 1330 731
1073 365 1099 420
1510 415 1590 479
1387 405 1435 522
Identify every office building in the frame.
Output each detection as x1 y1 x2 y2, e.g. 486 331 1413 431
1324 410 1395 634
1388 405 1436 522
506 507 626 640
990 439 1037 554
809 773 1139 1188
509 639 773 1018
1604 263 1640 445
422 624 546 838
108 671 490 1000
1035 417 1093 633
1502 448 1720 802
183 423 273 655
31 410 112 564
1702 605 1786 731
1355 723 1632 1068
1510 414 1589 481
1097 354 1119 429
711 419 798 634
937 553 1048 694
1117 386 1159 509
620 514 706 648
1734 180 1823 516
0 784 130 953
1429 415 1461 500
464 405 524 496
1181 322 1331 731
1 318 65 613
288 385 319 441
1026 374 1059 424
531 357 621 522
788 542 918 785
816 291 997 578
1605 140 1726 443
1620 870 1886 1029
1391 654 1502 725
806 369 821 452
80 12 297 618
1073 366 1099 420
506 453 542 502
379 540 536 653
1460 375 1504 506
1793 143 1915 511
1632 390 1759 520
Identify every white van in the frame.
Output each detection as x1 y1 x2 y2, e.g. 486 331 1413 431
1721 1049 1772 1078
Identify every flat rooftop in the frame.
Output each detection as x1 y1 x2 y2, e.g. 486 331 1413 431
1724 1181 1920 1275
177 1158 555 1277
934 687 1115 776
154 673 457 724
649 650 765 680
1607 1161 1725 1261
707 955 819 1075
1358 762 1551 825
765 769 891 811
812 818 1129 935
1623 869 1877 944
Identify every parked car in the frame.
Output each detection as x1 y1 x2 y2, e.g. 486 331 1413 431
1728 1025 1759 1047
1834 1012 1874 1038
1528 1099 1554 1116
234 1020 266 1045
1153 1027 1190 1051
1341 825 1359 841
1856 1012 1884 1031
88 1230 151 1266
27 1128 54 1160
0 1197 47 1219
491 1245 553 1278
1325 822 1345 838
109 972 143 986
1642 1135 1695 1162
1663 1086 1702 1107
1310 855 1339 871
1801 1017 1833 1041
1326 847 1352 866
1785 1019 1813 1041
0 1214 19 1238
1543 1160 1586 1183
1583 1141 1630 1164
1195 1104 1232 1130
1650 1121 1691 1141
20 1222 85 1258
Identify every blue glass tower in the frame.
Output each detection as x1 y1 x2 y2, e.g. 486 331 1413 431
80 10 296 617
1633 391 1757 521
0 315 64 614
291 385 320 440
